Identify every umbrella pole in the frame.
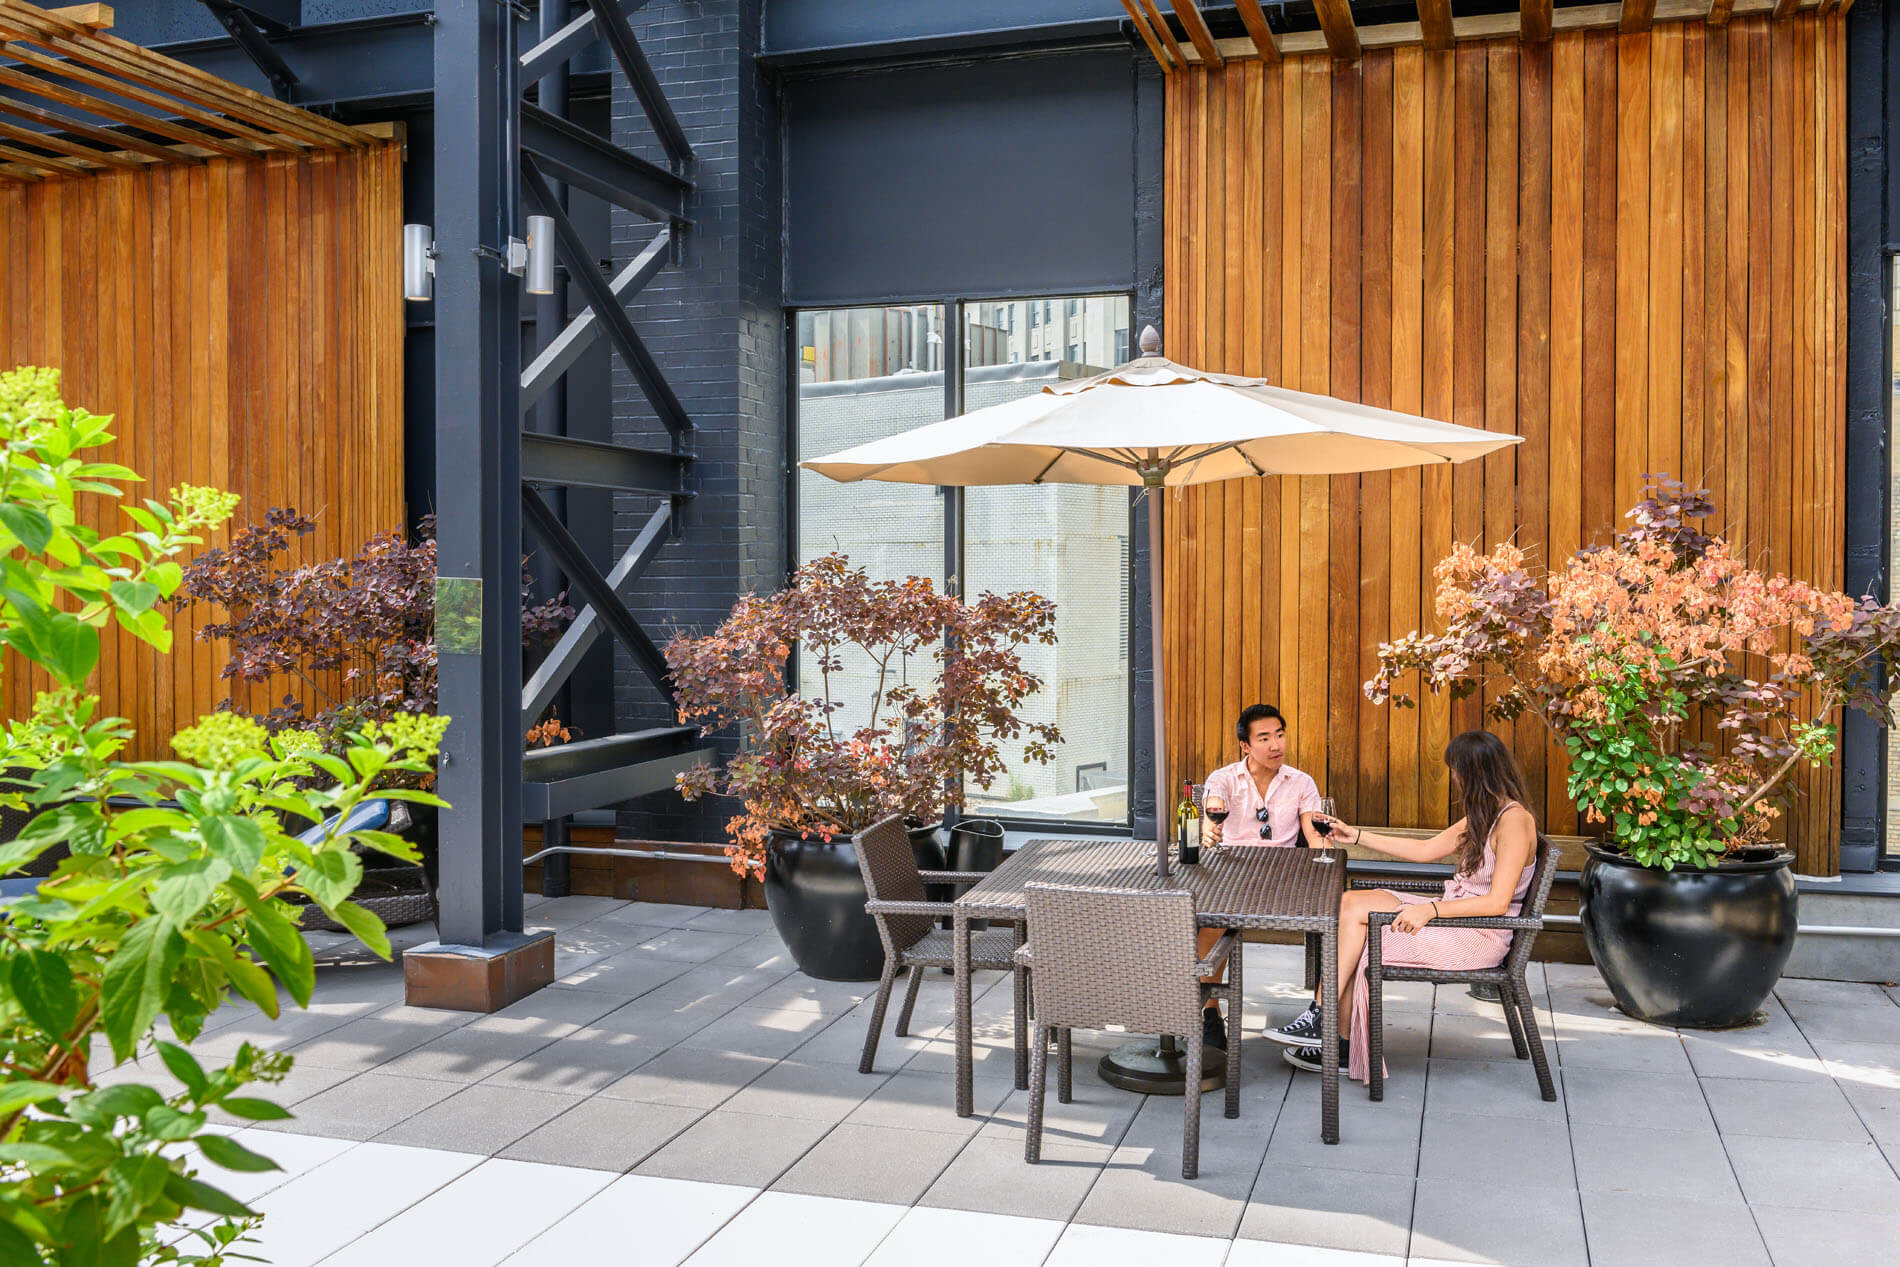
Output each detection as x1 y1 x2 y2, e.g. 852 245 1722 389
1150 486 1171 880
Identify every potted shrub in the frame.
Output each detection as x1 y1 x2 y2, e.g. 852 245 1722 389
177 509 572 925
1366 479 1900 1027
665 553 1060 981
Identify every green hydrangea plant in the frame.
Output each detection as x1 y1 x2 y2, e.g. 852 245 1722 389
0 368 447 1265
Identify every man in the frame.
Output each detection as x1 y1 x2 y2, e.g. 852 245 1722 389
1195 703 1325 1051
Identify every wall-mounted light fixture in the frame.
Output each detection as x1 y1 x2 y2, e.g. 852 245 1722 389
402 223 435 302
525 215 556 296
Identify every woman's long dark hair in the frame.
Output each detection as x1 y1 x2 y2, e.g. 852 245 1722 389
1446 730 1532 876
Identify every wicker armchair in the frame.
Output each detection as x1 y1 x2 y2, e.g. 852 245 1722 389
1017 882 1239 1180
853 814 1027 1077
1361 834 1560 1103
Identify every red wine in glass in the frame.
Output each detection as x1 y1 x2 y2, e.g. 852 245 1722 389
1313 797 1338 862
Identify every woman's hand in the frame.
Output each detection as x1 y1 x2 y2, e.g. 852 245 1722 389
1391 903 1435 935
1314 814 1359 845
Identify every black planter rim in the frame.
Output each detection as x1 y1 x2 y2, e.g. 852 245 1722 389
1585 841 1794 875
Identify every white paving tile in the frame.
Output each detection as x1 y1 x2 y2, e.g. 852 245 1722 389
319 1156 615 1267
214 1129 357 1207
862 1205 1065 1267
1044 1221 1230 1267
684 1190 906 1267
503 1174 757 1267
1224 1242 1407 1267
248 1140 483 1267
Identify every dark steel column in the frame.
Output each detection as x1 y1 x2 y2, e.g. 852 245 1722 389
431 0 525 946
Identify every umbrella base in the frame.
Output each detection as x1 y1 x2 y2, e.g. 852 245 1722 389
1098 1035 1225 1095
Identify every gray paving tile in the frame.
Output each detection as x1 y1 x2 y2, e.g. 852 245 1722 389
1702 1075 1873 1142
1264 1077 1423 1178
482 1027 667 1095
376 1082 582 1153
581 993 731 1048
773 1121 970 1204
1410 1176 1587 1266
919 1132 1113 1222
1725 1135 1900 1214
621 925 757 965
249 1071 460 1141
204 1060 361 1126
710 933 796 971
1071 1094 1274 1238
1811 1038 1900 1082
1237 1162 1414 1258
1580 1192 1769 1267
1682 1018 1828 1082
1427 1011 1536 1063
1555 1026 1697 1076
685 907 775 934
500 1096 705 1172
899 1034 1025 1080
1776 978 1897 1010
1751 1203 1900 1267
1420 1109 1576 1190
1785 1002 1900 1045
615 901 716 929
721 1058 890 1123
637 961 792 1010
1562 1067 1716 1133
283 1007 474 1073
843 1070 1010 1136
1422 1057 1565 1120
743 975 877 1016
979 1076 1145 1151
188 1007 369 1060
556 949 697 998
596 1047 775 1110
675 1004 841 1059
1570 1121 1743 1202
791 999 941 1070
368 987 626 1084
634 1108 833 1186
525 895 628 932
1841 1081 1900 1151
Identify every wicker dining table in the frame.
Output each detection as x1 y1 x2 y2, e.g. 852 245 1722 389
951 837 1349 1143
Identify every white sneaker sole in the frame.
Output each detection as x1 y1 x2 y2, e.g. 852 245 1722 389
1262 1023 1322 1048
1281 1047 1324 1073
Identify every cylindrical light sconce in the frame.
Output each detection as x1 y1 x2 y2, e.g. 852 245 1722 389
525 214 556 296
402 223 434 302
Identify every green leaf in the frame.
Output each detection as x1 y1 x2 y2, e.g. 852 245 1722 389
197 1134 280 1174
106 578 158 615
294 849 359 910
0 504 53 554
243 904 315 1007
99 918 185 1064
199 814 268 874
0 1080 63 1117
69 1083 163 1128
154 1041 208 1099
186 931 278 1020
0 1213 43 1262
148 560 184 598
160 1172 255 1219
9 950 78 1039
326 900 391 960
216 1096 291 1122
150 856 232 925
141 1104 206 1143
102 1155 171 1239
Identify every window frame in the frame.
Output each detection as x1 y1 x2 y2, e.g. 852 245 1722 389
786 292 1139 837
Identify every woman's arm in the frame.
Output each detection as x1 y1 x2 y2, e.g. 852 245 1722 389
1328 818 1467 864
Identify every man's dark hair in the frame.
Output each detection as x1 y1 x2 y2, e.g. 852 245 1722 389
1235 703 1284 744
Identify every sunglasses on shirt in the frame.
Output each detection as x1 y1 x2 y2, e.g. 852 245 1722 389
1254 806 1271 839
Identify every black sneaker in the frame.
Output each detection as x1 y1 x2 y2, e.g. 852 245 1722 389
1283 1038 1348 1073
1263 1003 1323 1047
1201 1005 1227 1052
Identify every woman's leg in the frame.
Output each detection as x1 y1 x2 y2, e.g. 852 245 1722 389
1332 888 1406 1034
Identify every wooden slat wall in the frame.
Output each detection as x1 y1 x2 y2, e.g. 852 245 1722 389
1162 14 1847 873
0 142 407 757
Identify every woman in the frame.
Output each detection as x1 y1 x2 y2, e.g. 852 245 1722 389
1262 729 1538 1083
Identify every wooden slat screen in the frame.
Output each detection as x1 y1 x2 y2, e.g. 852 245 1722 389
0 142 407 756
1162 15 1847 872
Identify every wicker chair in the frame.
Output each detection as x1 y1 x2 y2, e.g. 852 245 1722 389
1362 833 1560 1103
854 813 1027 1077
1017 882 1239 1180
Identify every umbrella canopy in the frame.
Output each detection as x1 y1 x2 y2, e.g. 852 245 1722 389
798 327 1521 876
800 332 1521 488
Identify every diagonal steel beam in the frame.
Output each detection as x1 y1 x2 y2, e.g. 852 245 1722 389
522 501 672 731
519 226 670 414
520 7 596 85
522 432 689 495
520 100 689 224
583 0 692 166
522 487 675 705
197 0 299 99
522 155 692 437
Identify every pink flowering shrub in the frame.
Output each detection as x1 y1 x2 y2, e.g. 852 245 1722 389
665 553 1061 873
1367 479 1900 869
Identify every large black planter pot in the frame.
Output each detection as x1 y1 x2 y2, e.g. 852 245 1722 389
1579 843 1797 1029
764 823 944 982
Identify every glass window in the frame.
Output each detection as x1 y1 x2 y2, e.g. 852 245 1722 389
794 305 947 728
961 294 1132 824
1890 264 1900 859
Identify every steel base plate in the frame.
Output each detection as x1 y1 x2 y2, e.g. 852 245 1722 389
1098 1037 1226 1095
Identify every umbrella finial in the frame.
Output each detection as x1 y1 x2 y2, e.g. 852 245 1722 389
1138 325 1161 356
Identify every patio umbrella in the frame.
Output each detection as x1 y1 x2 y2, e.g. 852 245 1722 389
801 327 1521 878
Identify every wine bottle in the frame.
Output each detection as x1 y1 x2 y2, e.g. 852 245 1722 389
1177 780 1201 865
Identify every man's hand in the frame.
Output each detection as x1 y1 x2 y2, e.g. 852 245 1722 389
1206 818 1223 849
1392 903 1435 935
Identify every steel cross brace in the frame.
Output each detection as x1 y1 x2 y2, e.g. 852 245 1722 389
521 486 675 705
583 0 693 166
521 153 691 438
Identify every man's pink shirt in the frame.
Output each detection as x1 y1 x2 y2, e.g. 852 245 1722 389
1202 759 1322 848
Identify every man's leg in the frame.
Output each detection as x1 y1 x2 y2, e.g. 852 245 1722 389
1197 926 1227 1049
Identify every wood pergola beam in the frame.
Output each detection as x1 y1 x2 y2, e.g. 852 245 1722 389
0 63 253 157
1169 1 1224 66
1620 0 1658 30
1234 0 1282 62
1312 0 1362 59
0 113 138 166
1522 0 1555 41
1708 0 1735 23
1136 0 1187 68
1418 0 1454 50
0 94 177 162
1120 0 1176 70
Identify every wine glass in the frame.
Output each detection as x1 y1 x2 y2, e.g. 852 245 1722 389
1313 796 1338 864
1204 791 1228 856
